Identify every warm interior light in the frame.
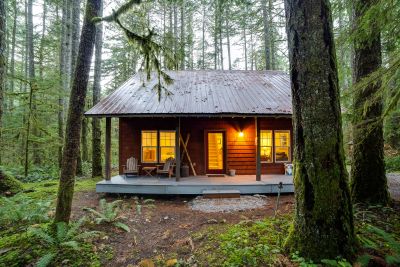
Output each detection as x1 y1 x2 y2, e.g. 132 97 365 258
238 131 244 137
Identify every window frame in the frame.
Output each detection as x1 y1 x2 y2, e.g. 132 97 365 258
260 130 273 163
141 130 158 163
141 130 176 163
273 130 291 163
159 130 176 163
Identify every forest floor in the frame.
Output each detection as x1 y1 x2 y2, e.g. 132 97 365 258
71 190 294 266
66 172 400 266
1 173 400 266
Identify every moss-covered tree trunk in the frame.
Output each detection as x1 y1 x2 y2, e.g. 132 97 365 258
284 0 355 260
0 0 5 165
55 0 101 223
91 0 103 178
350 0 389 205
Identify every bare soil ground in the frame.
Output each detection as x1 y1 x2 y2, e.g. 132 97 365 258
71 192 294 266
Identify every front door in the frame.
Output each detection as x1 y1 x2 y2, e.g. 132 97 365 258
206 131 225 174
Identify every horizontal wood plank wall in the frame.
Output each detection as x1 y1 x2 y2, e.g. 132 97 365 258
119 117 292 175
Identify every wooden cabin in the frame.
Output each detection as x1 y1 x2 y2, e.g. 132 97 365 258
85 70 294 194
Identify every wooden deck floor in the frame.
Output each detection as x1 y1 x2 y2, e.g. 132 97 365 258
96 175 294 195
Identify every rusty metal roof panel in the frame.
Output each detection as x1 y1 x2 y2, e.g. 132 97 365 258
85 70 292 117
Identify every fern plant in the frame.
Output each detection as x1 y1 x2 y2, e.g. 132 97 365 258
133 197 155 215
29 218 100 267
0 194 51 228
84 199 130 232
358 224 400 265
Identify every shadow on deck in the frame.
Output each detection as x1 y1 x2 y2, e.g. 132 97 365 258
96 175 294 195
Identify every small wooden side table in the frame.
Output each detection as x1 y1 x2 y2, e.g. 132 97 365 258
142 166 156 177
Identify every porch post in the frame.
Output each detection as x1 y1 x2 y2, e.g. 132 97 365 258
256 117 261 181
175 117 181 181
105 117 111 181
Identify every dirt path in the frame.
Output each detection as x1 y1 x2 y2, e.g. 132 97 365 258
71 192 294 266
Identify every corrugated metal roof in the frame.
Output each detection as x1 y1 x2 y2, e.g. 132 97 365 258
85 70 292 117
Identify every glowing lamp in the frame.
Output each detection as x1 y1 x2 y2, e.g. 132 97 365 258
238 131 244 137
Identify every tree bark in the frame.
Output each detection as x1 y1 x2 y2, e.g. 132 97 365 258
27 0 41 166
225 6 231 70
55 0 100 223
262 0 271 70
180 0 185 70
350 0 389 205
0 0 5 165
284 0 355 260
9 0 17 110
92 0 103 178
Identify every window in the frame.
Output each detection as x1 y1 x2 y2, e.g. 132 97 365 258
260 130 273 163
274 130 290 162
141 130 176 163
141 131 157 163
159 131 176 162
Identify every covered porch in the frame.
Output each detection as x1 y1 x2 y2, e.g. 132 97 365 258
96 174 294 195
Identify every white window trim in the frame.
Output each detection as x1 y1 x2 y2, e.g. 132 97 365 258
260 130 273 163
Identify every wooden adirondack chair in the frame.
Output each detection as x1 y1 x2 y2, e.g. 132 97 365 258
156 157 175 178
123 157 140 177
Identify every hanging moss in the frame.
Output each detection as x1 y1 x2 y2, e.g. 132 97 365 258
0 169 24 195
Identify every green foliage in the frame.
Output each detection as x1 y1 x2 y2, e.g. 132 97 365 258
385 155 400 172
195 215 292 266
84 198 130 232
3 165 59 182
0 193 51 228
357 224 400 265
354 204 400 266
0 168 24 194
29 218 100 267
133 196 155 215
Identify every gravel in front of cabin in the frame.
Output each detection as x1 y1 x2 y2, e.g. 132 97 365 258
189 195 268 213
388 172 400 201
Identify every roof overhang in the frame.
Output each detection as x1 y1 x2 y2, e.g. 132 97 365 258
84 113 293 118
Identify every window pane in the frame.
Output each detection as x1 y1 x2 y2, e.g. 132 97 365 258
275 147 290 162
160 147 175 162
261 146 272 162
260 130 272 146
142 147 157 162
160 131 176 162
275 131 290 147
142 131 157 146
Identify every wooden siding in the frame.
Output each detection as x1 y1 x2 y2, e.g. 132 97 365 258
119 117 292 175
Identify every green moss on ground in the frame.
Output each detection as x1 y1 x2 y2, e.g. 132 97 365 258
0 169 24 195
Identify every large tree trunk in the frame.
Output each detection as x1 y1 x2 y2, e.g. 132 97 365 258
55 0 100 223
261 0 271 70
225 6 232 70
58 0 73 168
350 0 389 205
27 0 41 166
92 0 103 178
9 0 17 110
0 0 5 165
284 0 355 260
179 0 185 70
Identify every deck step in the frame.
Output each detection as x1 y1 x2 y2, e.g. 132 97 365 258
202 189 241 199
